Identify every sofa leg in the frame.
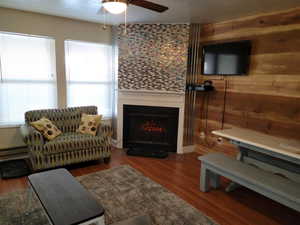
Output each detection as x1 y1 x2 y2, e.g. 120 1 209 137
103 157 111 164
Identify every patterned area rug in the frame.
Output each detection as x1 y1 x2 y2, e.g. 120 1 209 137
0 165 218 225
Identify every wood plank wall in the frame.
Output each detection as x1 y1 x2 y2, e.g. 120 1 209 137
194 7 300 156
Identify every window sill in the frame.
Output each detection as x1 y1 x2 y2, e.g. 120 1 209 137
0 123 23 129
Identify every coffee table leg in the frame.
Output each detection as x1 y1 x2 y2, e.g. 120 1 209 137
78 215 105 225
95 216 105 225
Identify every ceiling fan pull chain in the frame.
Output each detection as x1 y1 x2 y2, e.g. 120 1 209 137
124 6 127 35
102 9 107 30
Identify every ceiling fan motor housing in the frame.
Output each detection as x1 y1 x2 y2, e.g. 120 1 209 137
102 0 168 13
102 0 128 4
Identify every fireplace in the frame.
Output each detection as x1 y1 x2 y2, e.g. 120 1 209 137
123 105 179 152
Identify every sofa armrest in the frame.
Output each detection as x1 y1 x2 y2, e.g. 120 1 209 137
97 120 113 138
20 124 45 147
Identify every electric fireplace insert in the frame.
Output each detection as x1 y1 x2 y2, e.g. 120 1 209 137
123 105 179 153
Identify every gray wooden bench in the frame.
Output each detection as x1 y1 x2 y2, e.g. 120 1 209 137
198 153 300 212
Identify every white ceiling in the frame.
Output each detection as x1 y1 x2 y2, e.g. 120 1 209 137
0 0 300 25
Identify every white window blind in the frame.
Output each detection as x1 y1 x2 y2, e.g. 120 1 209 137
0 33 57 125
65 40 113 117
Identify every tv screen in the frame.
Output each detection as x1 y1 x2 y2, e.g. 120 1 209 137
202 40 251 75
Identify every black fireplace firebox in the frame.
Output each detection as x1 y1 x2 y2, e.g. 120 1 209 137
123 105 179 153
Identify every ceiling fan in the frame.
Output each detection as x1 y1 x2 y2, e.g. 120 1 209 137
100 0 169 15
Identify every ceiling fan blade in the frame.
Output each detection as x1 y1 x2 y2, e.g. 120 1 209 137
129 0 168 13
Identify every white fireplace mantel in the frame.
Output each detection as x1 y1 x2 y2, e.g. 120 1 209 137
116 89 186 154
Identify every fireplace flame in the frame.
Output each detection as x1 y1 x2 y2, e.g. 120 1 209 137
141 120 165 133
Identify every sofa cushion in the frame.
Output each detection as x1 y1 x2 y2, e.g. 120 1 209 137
30 117 62 140
43 132 106 154
77 113 102 136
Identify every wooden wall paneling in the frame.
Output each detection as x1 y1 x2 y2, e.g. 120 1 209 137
200 8 300 42
251 53 300 75
193 7 300 155
225 77 300 98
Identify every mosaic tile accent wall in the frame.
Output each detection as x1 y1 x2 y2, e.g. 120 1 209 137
118 24 190 92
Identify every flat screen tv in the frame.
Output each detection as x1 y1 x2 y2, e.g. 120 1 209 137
202 40 251 75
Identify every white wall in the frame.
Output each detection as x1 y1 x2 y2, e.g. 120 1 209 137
0 7 112 149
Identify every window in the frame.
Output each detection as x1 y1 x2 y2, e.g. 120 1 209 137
0 33 56 125
65 40 113 118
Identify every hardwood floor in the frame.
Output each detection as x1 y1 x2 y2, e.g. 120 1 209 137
1 149 299 225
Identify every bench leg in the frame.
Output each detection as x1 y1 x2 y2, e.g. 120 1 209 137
200 165 210 192
225 182 241 192
95 216 105 225
210 172 220 189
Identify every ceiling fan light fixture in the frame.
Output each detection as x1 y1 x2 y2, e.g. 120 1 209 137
103 0 127 14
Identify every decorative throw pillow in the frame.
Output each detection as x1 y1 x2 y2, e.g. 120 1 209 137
30 117 62 140
77 113 102 136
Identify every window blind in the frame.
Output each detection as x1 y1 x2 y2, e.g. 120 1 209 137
0 33 57 125
65 40 113 118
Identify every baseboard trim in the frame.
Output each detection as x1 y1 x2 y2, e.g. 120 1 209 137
112 139 118 148
182 145 195 154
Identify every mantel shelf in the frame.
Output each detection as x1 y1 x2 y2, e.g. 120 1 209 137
118 89 185 96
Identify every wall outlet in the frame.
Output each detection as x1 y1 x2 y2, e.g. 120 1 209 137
217 137 223 144
200 132 206 139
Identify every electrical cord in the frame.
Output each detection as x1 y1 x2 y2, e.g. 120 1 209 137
221 79 227 129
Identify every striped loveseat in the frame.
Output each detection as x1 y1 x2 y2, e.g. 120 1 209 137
20 106 112 171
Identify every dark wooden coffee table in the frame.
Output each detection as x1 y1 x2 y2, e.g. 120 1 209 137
28 168 105 225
